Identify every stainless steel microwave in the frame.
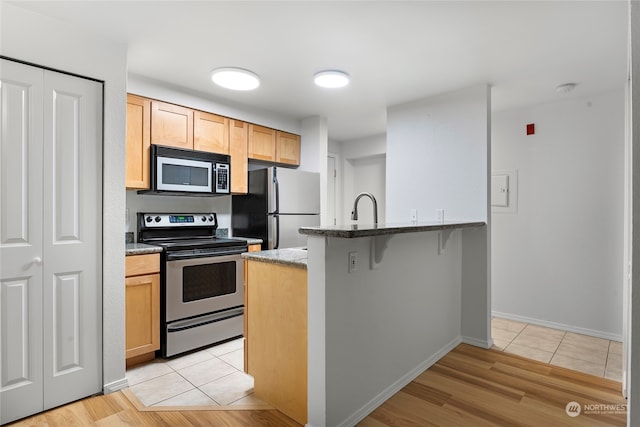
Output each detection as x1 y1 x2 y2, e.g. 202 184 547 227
143 145 231 195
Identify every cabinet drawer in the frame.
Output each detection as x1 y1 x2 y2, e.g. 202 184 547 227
126 253 160 277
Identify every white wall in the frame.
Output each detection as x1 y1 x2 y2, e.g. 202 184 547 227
327 139 342 227
386 85 490 223
125 192 232 239
340 134 387 224
492 90 625 340
307 231 464 427
348 156 386 224
628 1 640 424
1 3 128 391
300 116 329 225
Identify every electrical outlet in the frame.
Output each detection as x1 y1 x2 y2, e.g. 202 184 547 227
349 251 357 273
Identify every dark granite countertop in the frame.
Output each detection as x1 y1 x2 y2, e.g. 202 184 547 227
299 220 486 238
125 243 163 256
242 248 307 269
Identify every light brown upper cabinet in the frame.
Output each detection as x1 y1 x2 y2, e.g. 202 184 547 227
248 124 277 162
230 119 249 194
276 131 301 166
151 100 193 150
126 94 151 189
194 111 229 154
248 125 301 166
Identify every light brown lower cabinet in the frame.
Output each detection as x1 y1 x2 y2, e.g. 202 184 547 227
245 260 307 425
125 253 160 367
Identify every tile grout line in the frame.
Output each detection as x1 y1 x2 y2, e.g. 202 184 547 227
492 318 620 380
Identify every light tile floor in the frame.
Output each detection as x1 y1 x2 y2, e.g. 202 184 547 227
492 317 622 382
126 338 266 407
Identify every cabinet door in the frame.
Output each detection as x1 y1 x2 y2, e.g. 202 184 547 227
230 119 249 194
248 124 276 161
126 94 151 189
151 100 193 149
276 131 301 166
126 274 160 359
0 59 45 425
194 111 229 154
247 261 308 424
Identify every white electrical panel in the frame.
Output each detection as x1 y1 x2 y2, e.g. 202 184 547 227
491 169 518 214
491 174 509 207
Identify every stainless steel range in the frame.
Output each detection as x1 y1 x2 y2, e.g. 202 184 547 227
137 213 248 357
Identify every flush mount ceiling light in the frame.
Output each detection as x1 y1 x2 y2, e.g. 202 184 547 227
556 83 577 94
211 67 260 91
314 70 350 88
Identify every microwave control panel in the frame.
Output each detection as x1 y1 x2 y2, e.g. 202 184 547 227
215 163 230 194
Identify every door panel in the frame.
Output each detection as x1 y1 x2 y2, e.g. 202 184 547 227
42 70 102 410
52 90 81 242
0 59 45 425
52 273 81 373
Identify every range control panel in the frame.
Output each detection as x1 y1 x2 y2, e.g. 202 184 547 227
139 213 218 228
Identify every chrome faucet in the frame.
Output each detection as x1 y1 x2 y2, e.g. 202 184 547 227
351 192 378 224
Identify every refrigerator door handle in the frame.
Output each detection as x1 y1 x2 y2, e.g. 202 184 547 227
274 214 280 249
273 175 280 214
267 175 279 215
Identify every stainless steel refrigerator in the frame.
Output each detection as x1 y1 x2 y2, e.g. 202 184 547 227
232 167 320 249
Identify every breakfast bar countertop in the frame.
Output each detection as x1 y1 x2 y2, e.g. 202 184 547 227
299 220 486 239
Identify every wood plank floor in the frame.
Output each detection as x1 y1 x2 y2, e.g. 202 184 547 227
359 343 626 426
6 344 626 427
4 390 301 427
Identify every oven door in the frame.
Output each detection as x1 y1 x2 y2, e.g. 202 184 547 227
165 253 243 322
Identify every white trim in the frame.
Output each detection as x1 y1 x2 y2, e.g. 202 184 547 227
103 378 129 394
463 335 493 349
335 336 463 427
492 311 623 342
491 169 518 214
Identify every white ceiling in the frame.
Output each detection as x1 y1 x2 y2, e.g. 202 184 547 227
11 1 629 142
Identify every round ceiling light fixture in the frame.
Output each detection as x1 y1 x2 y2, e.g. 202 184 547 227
211 67 260 91
314 70 350 88
556 83 577 94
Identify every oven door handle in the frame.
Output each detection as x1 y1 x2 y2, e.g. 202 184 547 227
167 306 244 332
166 248 246 261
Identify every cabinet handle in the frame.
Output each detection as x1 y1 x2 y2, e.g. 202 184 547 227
32 257 42 265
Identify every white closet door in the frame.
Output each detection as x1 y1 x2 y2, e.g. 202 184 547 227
0 60 46 422
1 60 103 424
42 70 102 409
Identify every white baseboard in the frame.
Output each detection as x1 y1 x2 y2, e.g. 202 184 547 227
462 335 493 349
492 311 623 342
103 377 129 394
336 336 463 427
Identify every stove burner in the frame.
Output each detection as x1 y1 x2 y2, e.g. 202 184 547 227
138 212 247 255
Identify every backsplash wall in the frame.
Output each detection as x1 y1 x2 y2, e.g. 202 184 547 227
126 190 232 240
